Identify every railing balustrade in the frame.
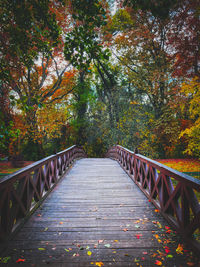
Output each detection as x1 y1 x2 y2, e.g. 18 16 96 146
0 145 86 241
106 145 200 253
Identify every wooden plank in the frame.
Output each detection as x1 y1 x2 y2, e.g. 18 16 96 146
0 158 199 266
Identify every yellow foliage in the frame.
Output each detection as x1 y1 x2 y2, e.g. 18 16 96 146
37 104 70 140
180 77 200 158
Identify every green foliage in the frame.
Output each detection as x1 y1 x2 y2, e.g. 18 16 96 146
0 113 20 156
64 0 109 70
0 0 61 81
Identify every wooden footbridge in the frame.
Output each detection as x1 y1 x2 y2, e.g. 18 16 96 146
0 145 200 266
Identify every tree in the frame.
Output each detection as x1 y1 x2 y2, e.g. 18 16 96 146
122 0 180 19
179 77 200 158
167 0 200 78
109 9 180 157
0 0 62 82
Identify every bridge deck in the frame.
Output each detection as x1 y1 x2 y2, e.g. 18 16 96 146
0 159 199 266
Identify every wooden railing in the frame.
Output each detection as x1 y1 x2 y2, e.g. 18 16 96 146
106 145 200 253
0 145 86 241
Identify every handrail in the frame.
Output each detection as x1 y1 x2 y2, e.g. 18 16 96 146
0 145 86 241
106 145 200 253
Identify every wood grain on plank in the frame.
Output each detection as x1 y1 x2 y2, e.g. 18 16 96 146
0 158 199 266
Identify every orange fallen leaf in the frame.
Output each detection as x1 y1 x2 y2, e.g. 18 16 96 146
59 222 63 224
176 244 184 254
187 262 195 266
123 228 128 232
95 262 104 266
154 209 160 213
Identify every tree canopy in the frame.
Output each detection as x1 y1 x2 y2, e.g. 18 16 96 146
0 0 199 160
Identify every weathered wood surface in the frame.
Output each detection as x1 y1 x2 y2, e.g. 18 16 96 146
0 159 199 266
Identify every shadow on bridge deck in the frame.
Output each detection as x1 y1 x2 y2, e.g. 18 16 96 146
0 159 199 266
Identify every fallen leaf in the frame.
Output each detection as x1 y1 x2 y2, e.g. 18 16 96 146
95 262 104 266
114 240 118 242
87 251 92 256
59 222 63 225
38 248 45 251
142 252 148 255
0 257 11 263
135 234 142 239
135 225 140 228
44 227 48 231
98 240 104 243
176 244 184 255
104 244 111 248
16 258 25 263
154 209 160 213
187 262 195 266
165 247 170 254
155 260 162 265
123 228 128 232
166 254 173 258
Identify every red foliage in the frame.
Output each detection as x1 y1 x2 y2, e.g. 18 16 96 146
168 0 200 78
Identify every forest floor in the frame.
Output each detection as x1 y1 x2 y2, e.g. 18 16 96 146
0 161 34 179
155 158 200 180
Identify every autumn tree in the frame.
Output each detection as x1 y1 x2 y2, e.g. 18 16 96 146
0 0 78 159
166 0 200 158
108 8 181 157
64 0 112 146
0 0 61 82
167 0 200 78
